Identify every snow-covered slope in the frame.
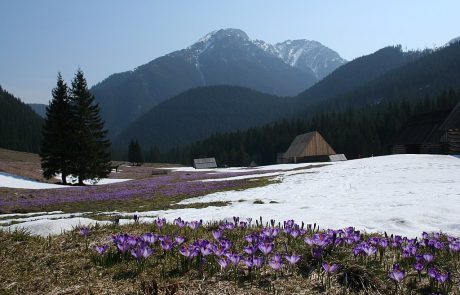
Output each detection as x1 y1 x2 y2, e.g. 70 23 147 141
129 155 460 237
4 155 459 237
253 38 347 80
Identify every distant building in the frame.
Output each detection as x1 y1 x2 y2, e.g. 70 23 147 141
193 157 217 169
392 102 460 155
281 131 346 163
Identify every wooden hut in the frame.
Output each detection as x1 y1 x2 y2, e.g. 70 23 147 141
284 131 337 163
193 158 217 169
392 102 460 155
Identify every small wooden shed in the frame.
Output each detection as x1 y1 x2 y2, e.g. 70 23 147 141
193 158 217 169
284 131 337 163
392 102 460 155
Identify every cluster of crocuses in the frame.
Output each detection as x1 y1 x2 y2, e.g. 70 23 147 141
88 217 457 292
2 170 275 211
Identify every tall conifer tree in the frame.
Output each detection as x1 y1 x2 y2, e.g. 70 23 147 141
69 69 111 185
128 139 144 166
40 73 72 184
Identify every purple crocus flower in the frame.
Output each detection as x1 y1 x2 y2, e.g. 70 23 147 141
428 267 439 279
219 239 233 250
188 220 201 230
284 254 301 265
212 230 223 241
258 242 274 255
161 240 172 251
142 233 158 244
311 247 324 259
436 272 450 283
174 217 186 228
423 253 434 263
200 247 212 256
449 241 460 252
253 256 264 269
179 245 198 258
322 262 338 274
95 244 109 255
79 227 89 237
131 245 153 260
155 218 166 229
228 253 241 266
389 264 406 283
175 236 186 245
245 234 258 244
242 257 253 268
117 242 131 254
290 230 300 238
243 245 257 255
217 258 229 270
139 245 154 259
413 262 424 272
269 256 283 271
362 244 377 256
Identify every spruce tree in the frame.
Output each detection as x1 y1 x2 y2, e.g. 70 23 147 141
69 70 111 185
128 140 144 166
128 140 136 165
134 140 144 166
40 73 72 184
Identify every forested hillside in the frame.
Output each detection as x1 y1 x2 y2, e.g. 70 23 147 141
0 86 44 153
113 86 293 150
153 89 460 166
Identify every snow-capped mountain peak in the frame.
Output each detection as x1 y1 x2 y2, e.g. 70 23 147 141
252 37 346 80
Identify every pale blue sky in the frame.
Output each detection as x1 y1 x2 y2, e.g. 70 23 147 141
1 0 459 103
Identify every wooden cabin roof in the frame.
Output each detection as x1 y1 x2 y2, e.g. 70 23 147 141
284 131 336 158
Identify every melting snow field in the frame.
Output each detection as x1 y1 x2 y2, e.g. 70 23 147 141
0 172 130 189
1 154 460 237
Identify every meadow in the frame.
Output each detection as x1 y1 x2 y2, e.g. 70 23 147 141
1 217 459 294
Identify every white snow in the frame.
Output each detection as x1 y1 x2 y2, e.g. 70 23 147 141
1 217 110 236
0 172 67 189
0 212 87 226
3 155 460 238
123 155 460 237
0 171 131 190
54 174 131 185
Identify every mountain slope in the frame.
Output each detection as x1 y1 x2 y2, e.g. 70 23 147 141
294 46 425 108
0 86 44 153
29 103 47 118
91 29 345 136
317 41 460 109
114 86 293 149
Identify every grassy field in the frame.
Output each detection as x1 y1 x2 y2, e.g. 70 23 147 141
0 148 280 214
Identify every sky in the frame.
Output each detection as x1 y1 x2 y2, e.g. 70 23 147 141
1 0 459 104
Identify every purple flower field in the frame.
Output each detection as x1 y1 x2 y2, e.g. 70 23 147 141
84 216 459 294
0 170 277 212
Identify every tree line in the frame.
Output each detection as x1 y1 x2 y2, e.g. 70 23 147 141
40 70 111 185
0 86 43 153
134 89 460 167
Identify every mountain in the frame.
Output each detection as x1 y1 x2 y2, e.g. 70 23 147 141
29 103 47 118
114 46 426 151
314 41 460 110
0 86 44 153
254 39 346 80
147 41 460 165
91 28 345 136
447 36 460 45
113 86 293 149
294 45 425 108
